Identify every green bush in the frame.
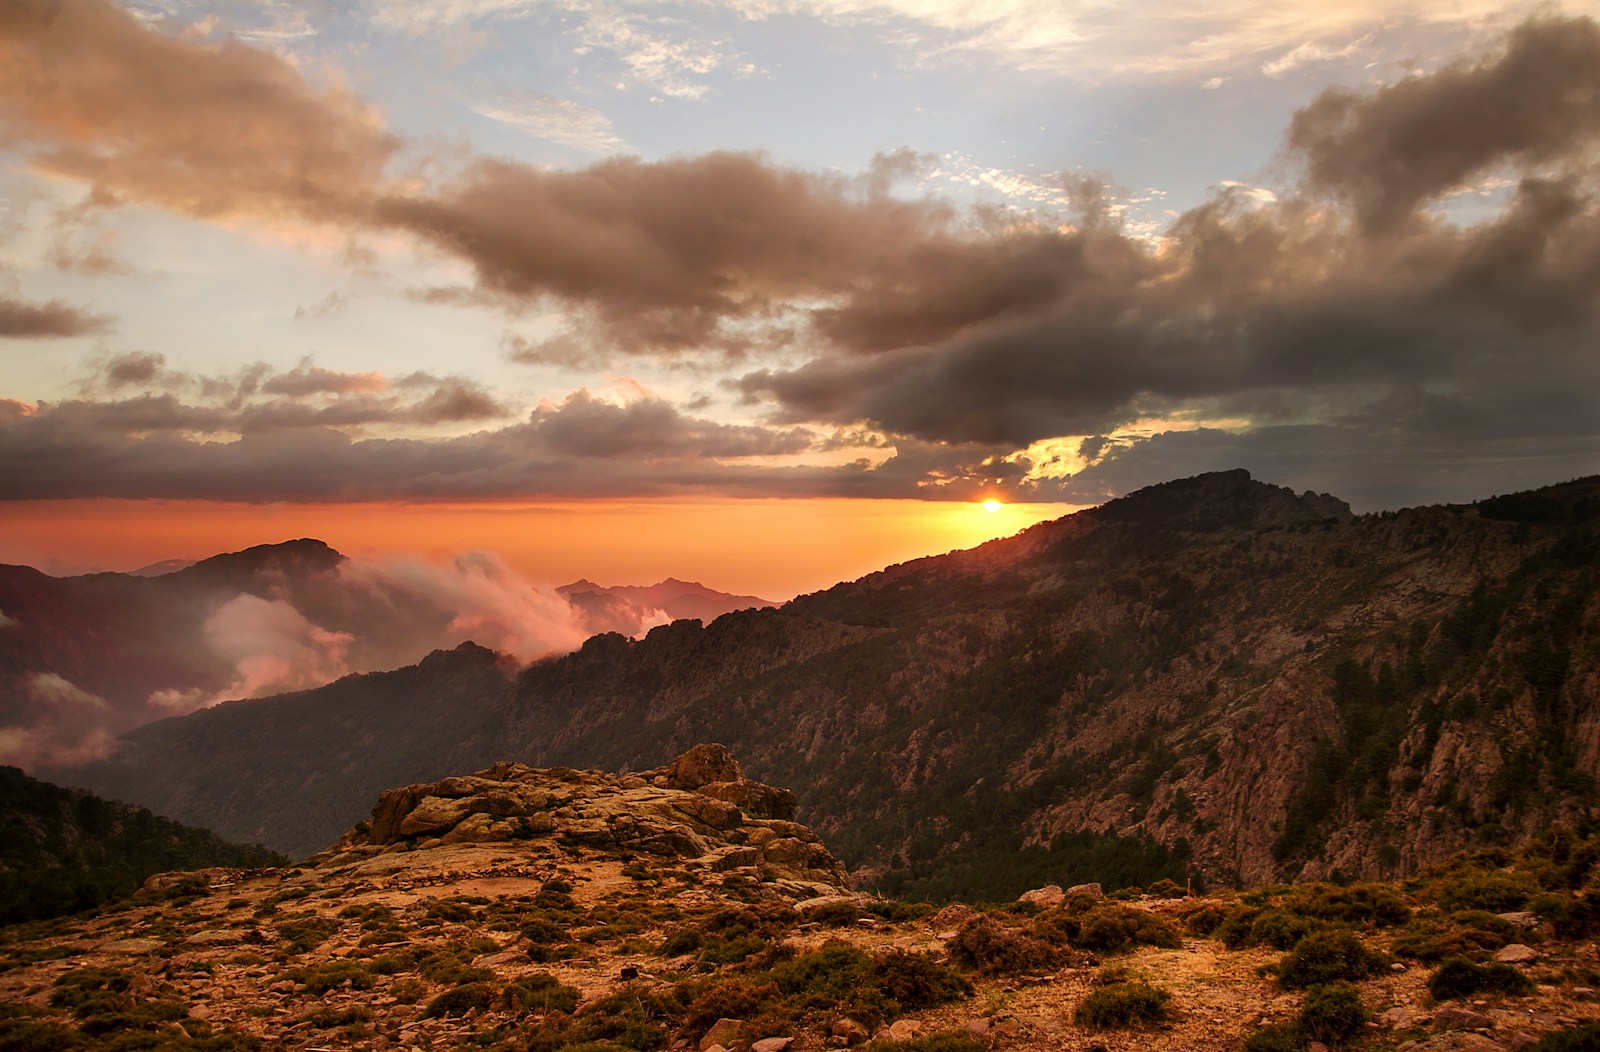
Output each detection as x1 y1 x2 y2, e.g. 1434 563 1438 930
1242 1021 1302 1052
422 982 495 1018
1392 911 1516 961
1298 984 1368 1045
502 973 582 1015
279 961 374 994
1426 869 1538 913
1073 981 1171 1027
1530 892 1600 938
1071 904 1183 953
947 916 1061 976
1181 901 1230 936
1531 1021 1600 1051
1277 931 1387 990
1426 957 1535 1001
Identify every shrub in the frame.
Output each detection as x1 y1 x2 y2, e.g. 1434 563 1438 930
279 961 375 995
809 902 862 927
1181 901 1231 936
502 973 582 1016
682 976 782 1032
1426 957 1535 1001
567 984 685 1051
1426 870 1538 913
1531 1021 1600 1051
422 982 495 1018
947 916 1061 976
1073 981 1171 1027
277 916 339 954
1242 1022 1302 1052
1298 984 1368 1045
1072 904 1183 953
1248 910 1322 950
1392 911 1516 961
1277 931 1386 990
1530 892 1600 938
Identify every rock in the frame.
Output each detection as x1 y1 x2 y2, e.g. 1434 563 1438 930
1393 962 1410 972
963 1019 991 1039
930 904 978 929
184 929 244 946
471 950 527 970
831 1018 869 1045
1066 883 1104 898
888 1021 926 1041
655 744 744 789
1494 944 1539 964
1506 1034 1540 1051
751 1039 793 1052
1433 1006 1493 1031
1018 884 1064 907
1497 912 1539 930
701 1018 744 1051
1419 1035 1504 1052
1573 987 1597 1001
1309 1043 1331 1052
398 796 473 837
1381 1007 1425 1029
698 780 798 822
101 938 165 954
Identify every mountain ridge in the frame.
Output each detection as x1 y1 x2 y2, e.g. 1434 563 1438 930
48 470 1600 900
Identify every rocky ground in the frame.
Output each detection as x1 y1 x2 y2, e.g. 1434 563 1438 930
1 747 1596 1052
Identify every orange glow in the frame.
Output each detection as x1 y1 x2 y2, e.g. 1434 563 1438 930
982 499 1002 513
0 497 1083 600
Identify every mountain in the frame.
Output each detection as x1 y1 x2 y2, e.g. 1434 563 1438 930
3 749 1598 1052
557 577 777 637
49 470 1600 900
0 765 285 924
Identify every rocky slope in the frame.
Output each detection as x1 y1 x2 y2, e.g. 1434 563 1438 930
2 751 1597 1052
53 471 1600 898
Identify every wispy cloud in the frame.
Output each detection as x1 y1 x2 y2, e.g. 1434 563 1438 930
469 91 628 153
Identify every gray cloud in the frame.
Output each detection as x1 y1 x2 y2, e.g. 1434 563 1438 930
0 294 108 337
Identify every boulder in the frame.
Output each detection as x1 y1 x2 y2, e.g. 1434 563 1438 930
1433 1006 1493 1031
1494 944 1538 964
1066 883 1104 898
1018 885 1064 907
701 1019 745 1051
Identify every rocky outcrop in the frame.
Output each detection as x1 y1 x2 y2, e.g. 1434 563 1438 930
320 746 847 893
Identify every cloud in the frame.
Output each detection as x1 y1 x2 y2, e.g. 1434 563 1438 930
0 294 108 337
0 0 400 222
26 672 109 709
0 673 116 769
180 593 356 710
1289 14 1600 231
102 351 165 387
468 91 627 154
261 360 388 397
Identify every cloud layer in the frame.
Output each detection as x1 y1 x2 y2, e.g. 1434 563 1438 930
2 3 1599 509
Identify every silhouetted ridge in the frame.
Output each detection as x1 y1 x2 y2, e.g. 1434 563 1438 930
1090 469 1352 532
170 538 344 589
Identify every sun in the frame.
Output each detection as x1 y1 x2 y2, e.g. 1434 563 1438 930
982 499 1002 514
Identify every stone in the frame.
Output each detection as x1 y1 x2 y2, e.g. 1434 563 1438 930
1018 884 1064 907
1381 1007 1424 1029
1506 1034 1540 1051
698 780 798 822
701 1018 745 1051
831 1018 869 1045
1496 912 1539 930
398 796 473 837
931 904 978 929
1309 1043 1331 1052
1066 883 1104 898
658 744 744 789
962 1018 991 1038
184 929 244 946
1494 944 1538 964
102 938 165 954
887 1021 926 1041
751 1039 793 1052
1433 1006 1493 1031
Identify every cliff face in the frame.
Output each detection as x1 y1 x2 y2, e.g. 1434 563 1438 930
56 471 1600 899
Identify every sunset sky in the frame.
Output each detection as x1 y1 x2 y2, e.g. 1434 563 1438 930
3 0 1600 597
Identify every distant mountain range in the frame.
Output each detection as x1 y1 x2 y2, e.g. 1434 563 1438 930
0 540 771 769
39 470 1600 900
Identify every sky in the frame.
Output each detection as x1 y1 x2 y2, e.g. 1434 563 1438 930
3 0 1600 598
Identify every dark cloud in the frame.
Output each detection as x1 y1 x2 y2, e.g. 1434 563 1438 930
102 351 164 387
0 294 107 337
1289 14 1600 232
261 361 387 397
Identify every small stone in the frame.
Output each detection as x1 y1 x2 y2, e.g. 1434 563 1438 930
751 1039 793 1052
831 1018 869 1045
1392 962 1409 972
962 1019 991 1039
1309 1043 1331 1052
1380 1007 1420 1029
888 1021 926 1042
1495 944 1538 964
1066 882 1104 898
1496 912 1539 930
1433 1006 1493 1031
1573 987 1597 1001
701 1019 744 1052
184 929 243 946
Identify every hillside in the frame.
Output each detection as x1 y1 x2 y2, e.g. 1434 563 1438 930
0 766 284 925
2 751 1597 1052
52 470 1600 898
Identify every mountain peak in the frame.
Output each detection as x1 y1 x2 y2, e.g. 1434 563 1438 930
172 538 344 586
1093 469 1352 532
